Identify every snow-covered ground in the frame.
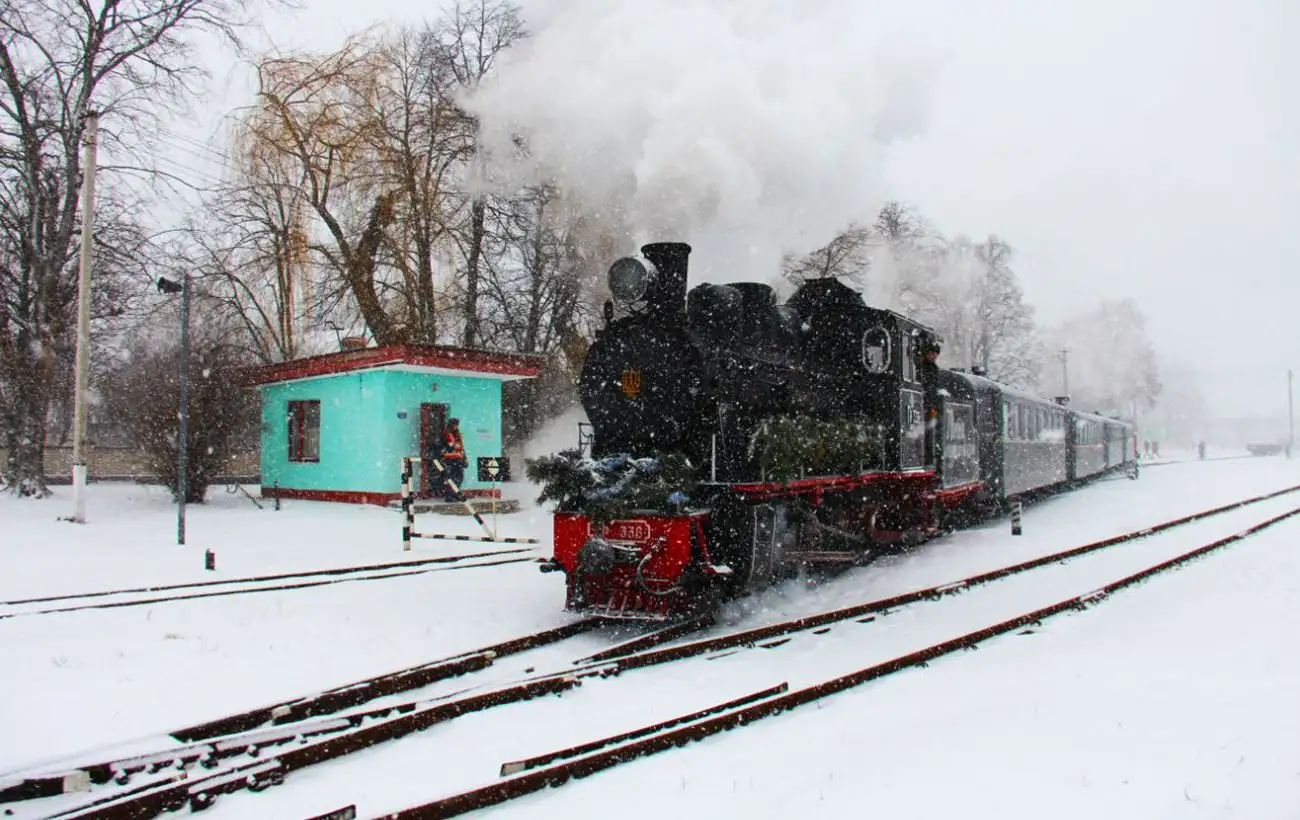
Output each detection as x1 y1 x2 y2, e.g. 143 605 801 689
2 451 1298 819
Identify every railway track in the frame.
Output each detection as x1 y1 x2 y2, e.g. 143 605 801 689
0 549 537 621
0 615 709 818
379 495 1300 819
7 484 1298 819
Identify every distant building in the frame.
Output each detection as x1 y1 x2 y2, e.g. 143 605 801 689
248 345 543 505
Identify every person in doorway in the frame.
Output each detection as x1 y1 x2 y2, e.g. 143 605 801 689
440 418 468 502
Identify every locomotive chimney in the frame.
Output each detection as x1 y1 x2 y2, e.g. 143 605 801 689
640 242 692 313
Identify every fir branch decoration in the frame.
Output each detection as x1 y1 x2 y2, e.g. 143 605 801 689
525 449 699 524
750 416 884 481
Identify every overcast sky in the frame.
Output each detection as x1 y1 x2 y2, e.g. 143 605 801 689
182 0 1298 418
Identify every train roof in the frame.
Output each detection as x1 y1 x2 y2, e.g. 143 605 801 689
951 370 1134 427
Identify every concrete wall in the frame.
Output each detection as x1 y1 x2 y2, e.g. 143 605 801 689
0 445 259 483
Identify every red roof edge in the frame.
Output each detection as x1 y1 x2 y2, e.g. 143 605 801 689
246 344 547 386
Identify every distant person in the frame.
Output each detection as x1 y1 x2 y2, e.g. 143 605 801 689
1153 441 1160 458
440 418 467 503
1198 441 1206 460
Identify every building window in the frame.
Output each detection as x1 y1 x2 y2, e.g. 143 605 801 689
288 400 321 462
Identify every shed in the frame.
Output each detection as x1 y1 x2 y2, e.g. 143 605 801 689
248 345 544 505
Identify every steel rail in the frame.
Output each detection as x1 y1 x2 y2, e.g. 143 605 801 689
497 683 789 777
3 615 699 810
574 615 714 664
0 620 598 805
49 676 584 820
598 482 1300 674
0 557 534 621
13 486 1296 815
1 549 534 607
381 504 1300 819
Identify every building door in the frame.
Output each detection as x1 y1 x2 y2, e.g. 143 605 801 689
420 403 448 497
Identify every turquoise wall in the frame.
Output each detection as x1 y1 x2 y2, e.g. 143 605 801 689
259 368 504 495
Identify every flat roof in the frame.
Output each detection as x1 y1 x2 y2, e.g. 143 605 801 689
247 345 545 387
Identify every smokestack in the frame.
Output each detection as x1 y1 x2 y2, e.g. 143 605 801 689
640 242 692 314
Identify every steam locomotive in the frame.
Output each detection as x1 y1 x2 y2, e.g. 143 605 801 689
539 242 1137 620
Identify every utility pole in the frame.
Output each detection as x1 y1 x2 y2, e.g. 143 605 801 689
1059 347 1070 397
71 111 99 524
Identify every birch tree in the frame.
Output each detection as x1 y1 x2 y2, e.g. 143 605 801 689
1042 298 1161 415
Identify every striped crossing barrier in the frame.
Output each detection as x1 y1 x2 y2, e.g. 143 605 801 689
418 534 540 544
401 457 540 551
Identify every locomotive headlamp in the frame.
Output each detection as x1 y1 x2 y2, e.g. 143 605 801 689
608 255 658 304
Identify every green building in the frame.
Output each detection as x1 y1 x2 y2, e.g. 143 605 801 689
250 345 543 504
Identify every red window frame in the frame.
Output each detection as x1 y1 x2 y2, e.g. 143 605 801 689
287 400 321 463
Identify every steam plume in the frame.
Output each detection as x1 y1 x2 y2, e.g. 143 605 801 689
467 0 940 282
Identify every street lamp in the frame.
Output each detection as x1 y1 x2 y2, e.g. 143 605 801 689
157 275 189 545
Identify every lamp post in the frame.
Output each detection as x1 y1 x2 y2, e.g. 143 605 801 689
157 275 189 545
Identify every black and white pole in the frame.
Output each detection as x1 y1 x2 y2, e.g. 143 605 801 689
1011 499 1023 536
486 457 500 532
401 457 415 552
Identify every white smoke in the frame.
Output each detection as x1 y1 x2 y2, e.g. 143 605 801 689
466 0 941 282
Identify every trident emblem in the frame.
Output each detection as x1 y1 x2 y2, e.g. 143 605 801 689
620 368 643 399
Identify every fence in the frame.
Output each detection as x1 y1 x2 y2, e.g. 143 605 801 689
0 445 259 484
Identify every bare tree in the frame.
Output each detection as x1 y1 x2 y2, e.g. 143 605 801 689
480 184 595 353
0 0 256 496
185 157 312 365
884 231 1037 388
780 202 928 287
101 332 258 502
369 26 476 345
873 201 925 243
1145 360 1209 448
239 38 408 345
478 183 601 445
434 0 525 348
970 236 1037 387
1042 298 1161 415
236 8 522 350
779 223 874 285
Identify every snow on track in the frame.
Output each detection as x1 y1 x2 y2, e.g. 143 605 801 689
182 489 1300 819
4 457 1299 818
477 511 1300 819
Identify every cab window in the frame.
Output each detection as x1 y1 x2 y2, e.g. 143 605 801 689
902 332 917 383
